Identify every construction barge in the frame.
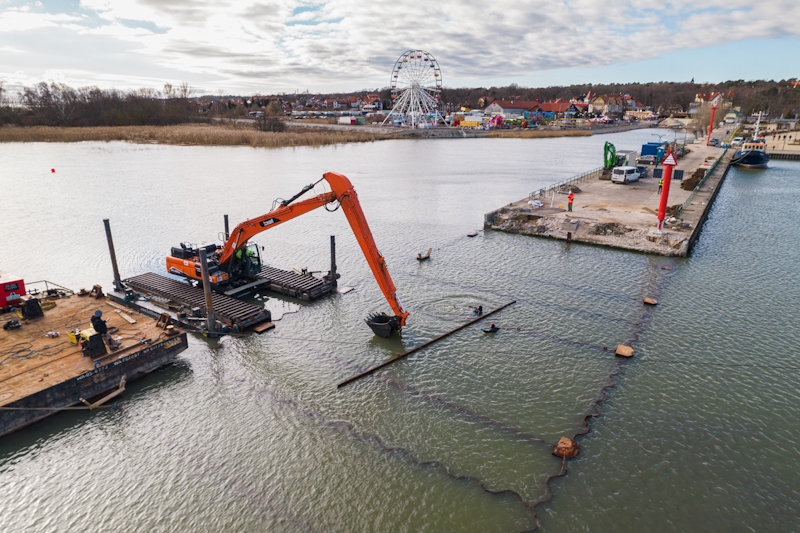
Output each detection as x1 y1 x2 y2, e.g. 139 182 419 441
1 275 188 437
101 170 410 338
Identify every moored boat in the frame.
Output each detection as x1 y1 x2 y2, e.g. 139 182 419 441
732 141 770 168
733 111 770 169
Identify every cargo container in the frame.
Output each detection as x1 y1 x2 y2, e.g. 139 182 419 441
0 271 25 311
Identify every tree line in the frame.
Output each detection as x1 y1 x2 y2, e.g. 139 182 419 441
0 81 201 127
439 80 800 118
2 78 798 128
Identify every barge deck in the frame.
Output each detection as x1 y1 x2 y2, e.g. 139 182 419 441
122 263 334 332
254 265 333 301
1 292 188 437
124 272 270 329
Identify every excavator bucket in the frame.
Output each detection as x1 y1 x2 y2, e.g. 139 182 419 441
365 313 400 338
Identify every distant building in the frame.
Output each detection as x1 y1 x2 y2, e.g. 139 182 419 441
361 93 383 111
484 100 540 117
538 99 573 116
724 109 743 124
695 91 722 104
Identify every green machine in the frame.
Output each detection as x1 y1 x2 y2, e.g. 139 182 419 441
603 141 616 170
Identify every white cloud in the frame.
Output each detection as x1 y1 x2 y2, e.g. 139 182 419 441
2 0 799 92
0 8 80 32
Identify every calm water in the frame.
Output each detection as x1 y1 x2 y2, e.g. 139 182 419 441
0 132 797 532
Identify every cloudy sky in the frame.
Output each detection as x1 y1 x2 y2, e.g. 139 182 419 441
1 0 799 95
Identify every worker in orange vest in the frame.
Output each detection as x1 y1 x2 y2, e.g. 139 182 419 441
567 191 575 212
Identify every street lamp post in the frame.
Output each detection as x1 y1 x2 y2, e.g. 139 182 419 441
652 133 666 170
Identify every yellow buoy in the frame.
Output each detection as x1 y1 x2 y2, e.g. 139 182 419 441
615 344 635 357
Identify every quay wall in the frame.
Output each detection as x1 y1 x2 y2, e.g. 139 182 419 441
485 151 735 257
686 160 734 254
769 151 800 161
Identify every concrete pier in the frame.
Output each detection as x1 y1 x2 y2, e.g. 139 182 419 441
485 139 734 256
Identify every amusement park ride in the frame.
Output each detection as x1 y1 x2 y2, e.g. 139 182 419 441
381 49 447 128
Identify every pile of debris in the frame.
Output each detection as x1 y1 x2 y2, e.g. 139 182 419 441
681 168 706 191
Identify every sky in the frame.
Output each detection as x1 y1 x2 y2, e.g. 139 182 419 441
1 0 799 96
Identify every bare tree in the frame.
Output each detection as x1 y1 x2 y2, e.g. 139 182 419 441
690 105 714 138
163 83 174 99
27 82 81 126
136 87 159 99
177 81 194 99
254 115 285 132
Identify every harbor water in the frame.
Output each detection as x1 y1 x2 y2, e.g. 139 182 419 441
1 131 798 532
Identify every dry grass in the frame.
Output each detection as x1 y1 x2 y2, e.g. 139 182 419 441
483 129 592 139
296 117 340 124
0 123 592 149
0 123 393 149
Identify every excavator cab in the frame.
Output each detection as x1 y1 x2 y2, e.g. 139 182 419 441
232 243 262 279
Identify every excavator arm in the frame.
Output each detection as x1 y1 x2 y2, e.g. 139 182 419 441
210 172 408 331
323 172 408 328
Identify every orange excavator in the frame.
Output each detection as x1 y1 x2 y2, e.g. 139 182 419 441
165 171 408 337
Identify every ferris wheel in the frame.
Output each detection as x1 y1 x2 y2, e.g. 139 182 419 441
382 50 445 128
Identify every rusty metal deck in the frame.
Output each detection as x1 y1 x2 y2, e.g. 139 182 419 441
124 272 269 329
254 266 333 301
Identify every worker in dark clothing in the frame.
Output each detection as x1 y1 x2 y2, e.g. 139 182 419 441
91 310 119 349
567 191 575 212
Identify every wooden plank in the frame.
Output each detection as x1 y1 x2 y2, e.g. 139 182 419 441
337 301 516 388
252 322 275 334
80 377 126 409
114 309 137 324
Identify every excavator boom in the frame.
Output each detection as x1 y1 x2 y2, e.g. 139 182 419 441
323 172 408 328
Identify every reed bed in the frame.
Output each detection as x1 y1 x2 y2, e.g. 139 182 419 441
0 123 592 148
0 123 393 148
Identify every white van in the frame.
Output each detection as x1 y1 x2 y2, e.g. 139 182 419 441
611 166 641 184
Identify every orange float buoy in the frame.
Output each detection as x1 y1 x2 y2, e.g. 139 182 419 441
552 436 579 459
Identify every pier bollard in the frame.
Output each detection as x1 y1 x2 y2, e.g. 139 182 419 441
198 247 216 334
103 219 124 293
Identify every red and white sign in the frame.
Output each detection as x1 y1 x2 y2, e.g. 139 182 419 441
662 153 677 166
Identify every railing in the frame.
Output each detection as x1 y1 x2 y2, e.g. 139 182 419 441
24 280 75 297
529 167 604 202
675 148 728 219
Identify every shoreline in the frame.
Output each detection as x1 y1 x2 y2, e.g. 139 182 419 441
0 123 395 149
0 122 607 148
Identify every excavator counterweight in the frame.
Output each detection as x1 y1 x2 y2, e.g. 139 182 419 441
165 172 408 336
